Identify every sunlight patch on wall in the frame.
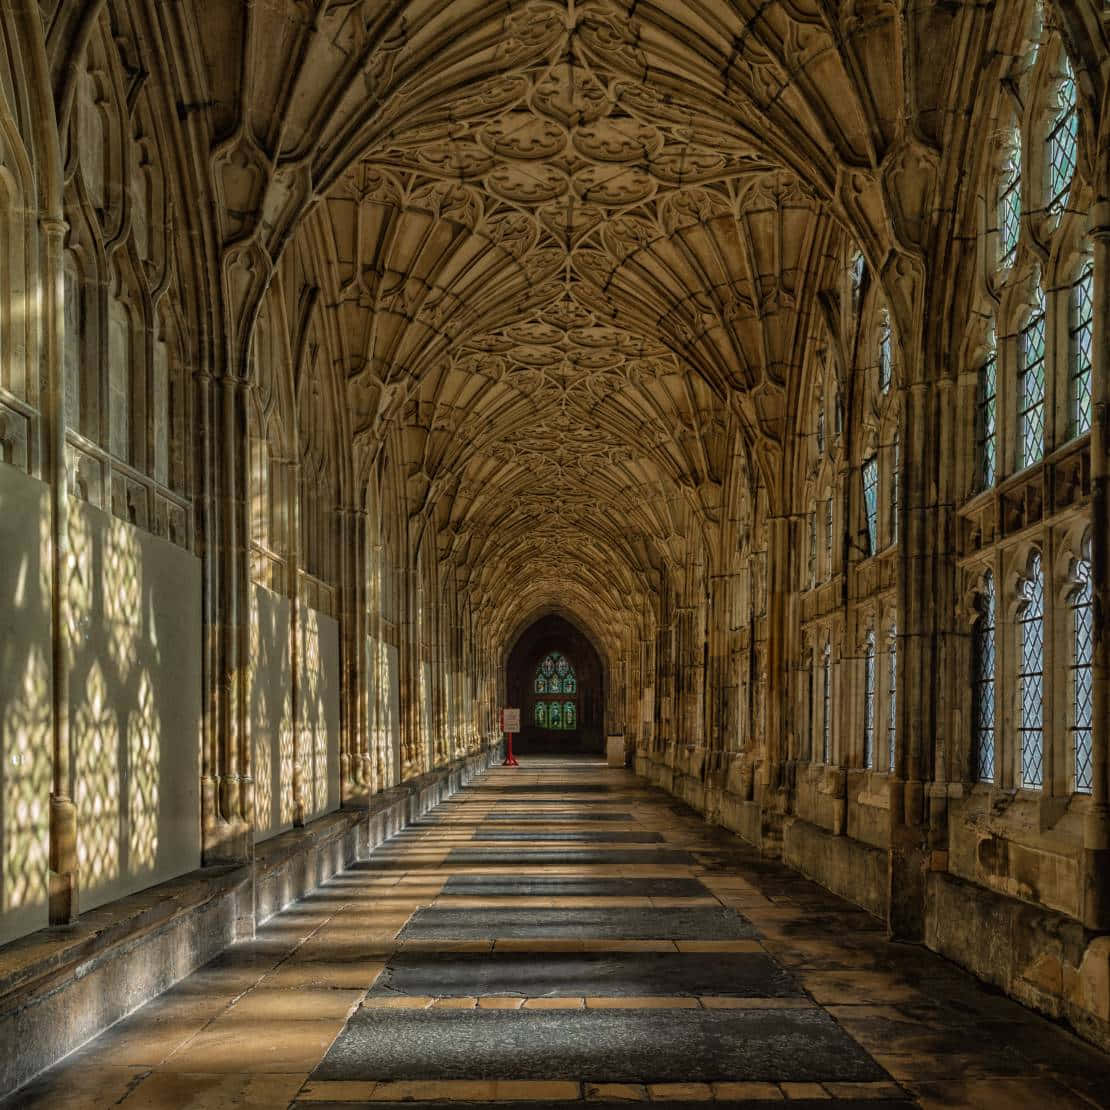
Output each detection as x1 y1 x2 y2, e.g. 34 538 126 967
250 584 293 839
299 603 339 820
0 467 52 945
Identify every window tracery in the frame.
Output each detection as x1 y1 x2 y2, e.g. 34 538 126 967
863 631 876 770
1017 284 1047 469
973 572 997 783
1070 540 1093 793
1069 262 1093 438
1018 552 1045 790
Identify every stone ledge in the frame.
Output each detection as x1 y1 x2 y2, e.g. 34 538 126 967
926 870 1110 1053
0 743 502 1100
781 816 887 920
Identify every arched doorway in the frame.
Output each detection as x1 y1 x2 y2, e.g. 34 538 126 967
505 615 604 755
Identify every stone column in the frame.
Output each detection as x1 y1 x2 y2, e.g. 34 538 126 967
1081 202 1110 929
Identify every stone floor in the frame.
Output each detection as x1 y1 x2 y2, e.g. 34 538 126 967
7 759 1110 1109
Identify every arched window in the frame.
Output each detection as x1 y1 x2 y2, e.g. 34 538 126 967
1046 53 1078 215
973 572 997 783
998 130 1022 270
533 652 578 730
807 511 817 589
1071 543 1093 793
816 390 826 455
821 640 832 763
1019 553 1045 789
975 335 998 489
886 627 898 773
862 455 879 555
890 432 900 545
863 631 876 770
878 310 893 393
1018 285 1047 469
1069 262 1093 438
824 498 833 579
850 250 866 307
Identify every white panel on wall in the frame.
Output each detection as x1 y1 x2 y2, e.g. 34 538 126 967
0 465 52 946
251 584 292 841
299 604 339 820
68 498 201 914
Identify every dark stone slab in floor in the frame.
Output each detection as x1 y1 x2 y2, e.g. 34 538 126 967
397 905 756 940
472 830 664 843
443 848 697 867
481 811 633 821
371 950 800 997
463 784 617 793
440 875 710 898
312 1008 890 1083
297 1103 916 1110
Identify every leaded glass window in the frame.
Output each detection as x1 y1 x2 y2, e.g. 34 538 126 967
807 511 817 589
824 499 833 577
887 629 897 773
851 251 865 306
862 456 879 555
975 343 998 489
1046 55 1078 215
1071 550 1093 793
822 641 832 764
1018 288 1047 468
878 311 893 393
998 136 1021 270
816 393 826 455
534 652 578 730
863 632 876 770
1069 263 1093 437
1019 553 1045 789
890 433 900 545
973 572 997 783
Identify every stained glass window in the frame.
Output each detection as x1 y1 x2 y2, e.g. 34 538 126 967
998 135 1021 270
973 572 997 783
887 628 897 773
878 311 893 393
533 652 578 730
976 342 998 489
1019 553 1045 789
1070 263 1093 438
816 394 826 455
862 456 879 556
1072 549 1093 793
863 632 876 770
1046 54 1078 215
1018 287 1047 469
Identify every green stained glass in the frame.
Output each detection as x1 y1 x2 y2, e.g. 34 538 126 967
535 675 546 694
564 702 576 728
535 702 547 727
549 701 562 728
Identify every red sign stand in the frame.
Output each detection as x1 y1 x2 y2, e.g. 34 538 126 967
499 709 520 766
502 733 519 767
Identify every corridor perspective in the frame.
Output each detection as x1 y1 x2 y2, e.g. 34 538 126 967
1 0 1110 1104
7 757 1110 1109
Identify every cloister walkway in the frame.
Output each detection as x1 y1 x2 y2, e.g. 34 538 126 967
8 759 1110 1110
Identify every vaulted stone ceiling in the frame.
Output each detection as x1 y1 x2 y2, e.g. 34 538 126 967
194 0 933 648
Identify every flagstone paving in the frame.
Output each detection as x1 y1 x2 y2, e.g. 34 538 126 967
6 758 1110 1109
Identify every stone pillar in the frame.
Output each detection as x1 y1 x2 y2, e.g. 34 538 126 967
43 214 78 925
287 455 306 827
1081 202 1110 929
887 374 948 940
